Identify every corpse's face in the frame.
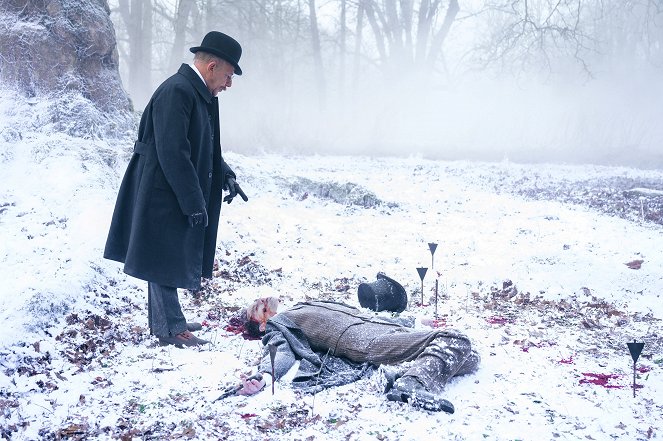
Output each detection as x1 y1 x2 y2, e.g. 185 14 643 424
247 297 279 332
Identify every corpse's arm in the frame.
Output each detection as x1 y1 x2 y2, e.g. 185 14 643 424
237 326 297 396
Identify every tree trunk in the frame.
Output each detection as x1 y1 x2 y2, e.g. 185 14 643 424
118 0 152 107
415 0 436 66
363 0 388 64
353 2 365 88
308 0 326 108
169 0 194 73
339 0 347 94
427 0 459 67
400 0 415 62
384 0 401 57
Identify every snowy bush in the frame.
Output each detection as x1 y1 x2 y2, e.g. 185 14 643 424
0 88 135 140
0 86 136 349
288 176 396 209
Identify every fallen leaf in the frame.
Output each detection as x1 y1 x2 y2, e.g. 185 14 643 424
58 423 88 437
581 318 601 329
625 259 644 269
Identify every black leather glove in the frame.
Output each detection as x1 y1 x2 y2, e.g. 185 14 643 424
223 176 248 204
188 208 208 228
224 176 237 203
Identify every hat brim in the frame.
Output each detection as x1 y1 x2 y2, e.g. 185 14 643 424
190 46 243 76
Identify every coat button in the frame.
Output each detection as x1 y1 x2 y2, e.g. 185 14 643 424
208 172 213 178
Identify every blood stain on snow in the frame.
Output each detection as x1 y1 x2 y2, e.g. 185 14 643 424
486 316 510 325
558 355 574 364
579 372 625 389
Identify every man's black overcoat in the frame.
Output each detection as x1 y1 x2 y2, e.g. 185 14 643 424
104 64 234 290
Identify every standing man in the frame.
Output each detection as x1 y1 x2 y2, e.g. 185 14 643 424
104 31 247 347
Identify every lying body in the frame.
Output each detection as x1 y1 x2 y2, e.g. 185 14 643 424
237 299 480 413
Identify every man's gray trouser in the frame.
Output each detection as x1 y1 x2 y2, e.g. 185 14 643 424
147 282 187 338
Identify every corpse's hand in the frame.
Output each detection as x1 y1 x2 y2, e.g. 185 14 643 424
223 176 248 204
237 373 266 396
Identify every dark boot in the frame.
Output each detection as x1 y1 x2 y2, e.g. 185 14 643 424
386 376 455 414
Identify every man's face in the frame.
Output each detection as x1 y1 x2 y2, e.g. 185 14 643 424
206 60 235 96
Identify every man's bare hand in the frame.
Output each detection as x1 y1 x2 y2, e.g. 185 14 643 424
237 374 266 396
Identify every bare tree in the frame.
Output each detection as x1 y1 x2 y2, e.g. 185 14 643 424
589 0 663 70
117 0 152 105
470 0 595 76
426 0 458 68
353 0 366 83
339 0 348 91
308 0 327 106
357 0 459 74
168 0 197 73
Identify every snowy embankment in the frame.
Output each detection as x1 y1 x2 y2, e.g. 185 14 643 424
1 90 662 440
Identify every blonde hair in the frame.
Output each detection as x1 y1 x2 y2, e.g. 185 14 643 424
247 297 279 321
247 297 280 332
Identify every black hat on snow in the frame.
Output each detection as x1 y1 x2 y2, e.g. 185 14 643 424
358 273 407 313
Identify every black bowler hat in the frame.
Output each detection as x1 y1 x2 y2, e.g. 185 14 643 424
190 31 243 75
358 273 408 313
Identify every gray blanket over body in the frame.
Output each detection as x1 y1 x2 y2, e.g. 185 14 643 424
258 313 376 394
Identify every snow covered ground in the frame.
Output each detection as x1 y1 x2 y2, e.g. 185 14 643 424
1 92 662 440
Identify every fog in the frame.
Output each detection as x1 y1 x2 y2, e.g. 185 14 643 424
110 0 663 168
221 68 663 167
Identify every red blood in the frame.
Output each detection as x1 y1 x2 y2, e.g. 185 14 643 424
579 372 624 389
223 324 245 334
223 316 262 340
486 316 509 325
558 356 574 364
